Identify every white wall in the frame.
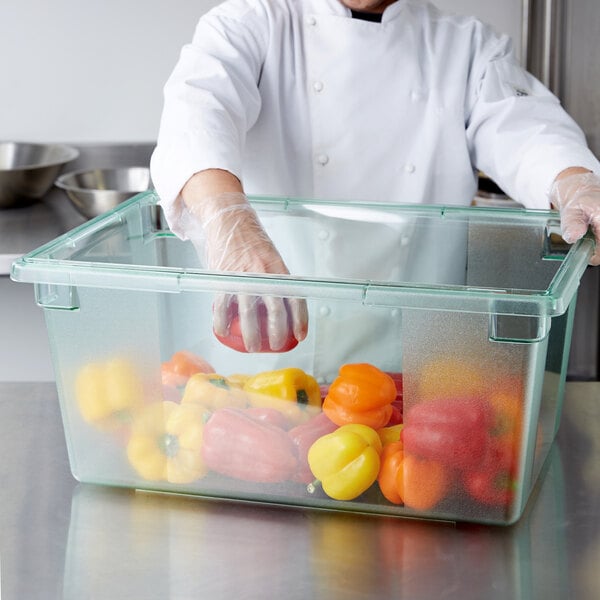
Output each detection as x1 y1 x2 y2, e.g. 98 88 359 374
0 0 220 143
0 1 522 144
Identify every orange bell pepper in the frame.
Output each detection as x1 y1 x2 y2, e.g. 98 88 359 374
402 454 450 511
377 442 405 504
322 363 397 429
378 442 450 510
161 350 215 388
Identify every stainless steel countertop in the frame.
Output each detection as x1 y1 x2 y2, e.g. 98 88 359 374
0 143 155 274
1 381 599 600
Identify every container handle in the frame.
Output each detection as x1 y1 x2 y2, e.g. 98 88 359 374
489 313 550 343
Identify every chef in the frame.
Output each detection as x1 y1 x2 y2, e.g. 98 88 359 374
151 0 600 358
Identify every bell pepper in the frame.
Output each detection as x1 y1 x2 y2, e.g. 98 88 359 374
201 407 298 482
307 424 382 500
488 386 523 461
161 350 215 388
182 372 248 410
377 424 404 447
416 358 487 403
402 397 492 471
214 299 299 353
383 373 403 425
244 406 291 430
386 400 404 426
322 363 397 429
402 454 450 511
462 439 518 507
377 441 405 504
227 373 251 388
288 412 339 483
377 442 450 510
126 401 209 484
459 385 523 508
75 358 145 430
243 367 321 423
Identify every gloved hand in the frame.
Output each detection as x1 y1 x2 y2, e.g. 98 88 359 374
189 192 308 352
550 171 600 266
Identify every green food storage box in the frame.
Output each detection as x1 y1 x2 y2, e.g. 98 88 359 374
10 191 593 525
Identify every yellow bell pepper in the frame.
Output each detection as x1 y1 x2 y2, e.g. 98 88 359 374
126 401 209 484
377 424 404 447
75 358 144 429
181 373 248 410
227 373 251 388
307 424 382 500
243 367 321 424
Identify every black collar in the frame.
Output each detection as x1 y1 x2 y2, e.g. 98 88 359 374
350 9 383 23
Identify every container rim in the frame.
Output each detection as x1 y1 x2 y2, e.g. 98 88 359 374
10 190 594 317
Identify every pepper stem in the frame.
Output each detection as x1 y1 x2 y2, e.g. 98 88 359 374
307 479 322 495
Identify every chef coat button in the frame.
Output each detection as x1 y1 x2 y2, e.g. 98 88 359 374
404 163 416 174
313 80 324 93
318 229 330 241
391 308 400 317
307 16 317 26
410 90 423 102
317 153 329 166
319 305 331 317
317 376 326 384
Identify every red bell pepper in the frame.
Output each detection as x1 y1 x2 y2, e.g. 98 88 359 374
386 400 403 426
463 436 518 507
288 412 338 483
244 406 291 430
386 372 404 425
385 372 404 399
402 397 492 471
214 300 299 353
202 407 298 482
460 387 523 508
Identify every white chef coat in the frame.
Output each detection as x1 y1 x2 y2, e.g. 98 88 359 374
150 0 600 379
151 0 600 238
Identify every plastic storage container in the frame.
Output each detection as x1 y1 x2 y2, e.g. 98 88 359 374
11 191 593 525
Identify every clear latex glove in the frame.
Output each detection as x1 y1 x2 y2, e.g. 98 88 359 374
189 192 308 352
550 171 600 266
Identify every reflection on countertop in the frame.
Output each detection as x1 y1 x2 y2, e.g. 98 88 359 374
1 381 599 600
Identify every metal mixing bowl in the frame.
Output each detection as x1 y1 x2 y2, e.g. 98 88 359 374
55 167 152 219
0 142 79 208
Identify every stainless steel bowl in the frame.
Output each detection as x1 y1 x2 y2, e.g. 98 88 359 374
0 142 79 208
55 167 152 219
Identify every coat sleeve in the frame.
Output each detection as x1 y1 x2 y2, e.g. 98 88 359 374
150 2 267 238
465 33 600 209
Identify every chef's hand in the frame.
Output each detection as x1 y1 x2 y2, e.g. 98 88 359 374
189 190 308 352
550 169 600 266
